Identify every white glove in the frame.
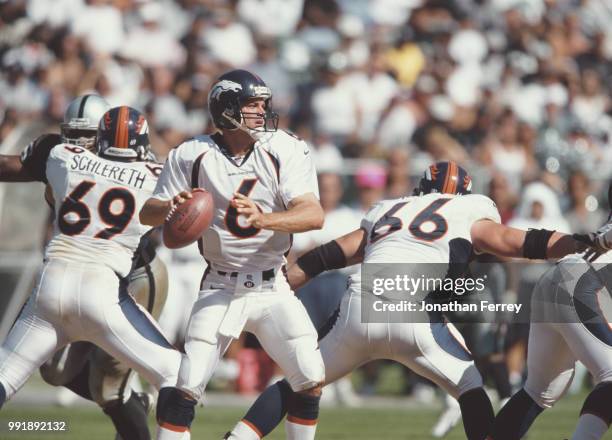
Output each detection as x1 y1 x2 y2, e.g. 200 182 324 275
573 222 612 251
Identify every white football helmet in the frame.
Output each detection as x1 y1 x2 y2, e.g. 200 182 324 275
61 94 111 149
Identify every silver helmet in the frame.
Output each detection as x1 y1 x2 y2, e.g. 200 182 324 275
61 94 111 149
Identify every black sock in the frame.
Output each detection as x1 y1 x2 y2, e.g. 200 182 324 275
103 392 150 440
0 381 6 409
458 387 495 440
491 388 543 440
489 360 512 399
243 380 291 436
63 363 92 401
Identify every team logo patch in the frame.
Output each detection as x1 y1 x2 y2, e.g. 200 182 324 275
210 80 242 100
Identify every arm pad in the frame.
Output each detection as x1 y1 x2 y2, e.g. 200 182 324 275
296 240 347 278
523 228 555 260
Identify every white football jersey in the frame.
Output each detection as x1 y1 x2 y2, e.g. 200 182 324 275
152 130 319 272
44 144 161 277
361 193 501 265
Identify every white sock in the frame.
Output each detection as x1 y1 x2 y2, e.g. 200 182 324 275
156 424 191 440
285 418 317 440
571 414 609 440
227 420 261 439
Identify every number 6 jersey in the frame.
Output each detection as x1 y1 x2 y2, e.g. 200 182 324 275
24 140 161 277
152 131 319 272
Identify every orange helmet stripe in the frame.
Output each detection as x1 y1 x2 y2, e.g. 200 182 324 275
115 106 129 148
450 161 458 194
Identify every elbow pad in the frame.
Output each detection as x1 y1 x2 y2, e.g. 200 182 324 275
523 228 555 259
296 240 346 278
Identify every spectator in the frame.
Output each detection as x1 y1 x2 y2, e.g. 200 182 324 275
565 170 607 233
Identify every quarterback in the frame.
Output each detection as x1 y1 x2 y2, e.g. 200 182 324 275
140 69 325 440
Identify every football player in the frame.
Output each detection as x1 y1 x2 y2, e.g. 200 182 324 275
223 162 590 440
140 69 325 440
1 95 171 440
0 104 179 439
490 190 612 440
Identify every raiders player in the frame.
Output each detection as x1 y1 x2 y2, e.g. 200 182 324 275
490 192 612 440
224 162 589 440
0 105 180 440
140 69 325 440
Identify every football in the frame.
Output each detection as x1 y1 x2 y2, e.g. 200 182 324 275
163 189 214 249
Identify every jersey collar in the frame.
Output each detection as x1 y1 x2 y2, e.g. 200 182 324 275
211 132 256 168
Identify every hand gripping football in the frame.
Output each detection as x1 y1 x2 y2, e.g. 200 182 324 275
163 189 214 249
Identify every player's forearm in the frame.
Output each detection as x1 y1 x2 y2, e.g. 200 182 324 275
473 221 581 260
140 198 172 227
0 155 32 182
286 264 311 290
546 232 582 259
261 202 324 233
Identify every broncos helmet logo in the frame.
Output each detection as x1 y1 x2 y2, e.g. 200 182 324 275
210 80 243 101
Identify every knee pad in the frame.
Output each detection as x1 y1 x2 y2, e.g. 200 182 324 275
287 390 321 422
287 344 325 392
581 381 612 425
156 387 196 429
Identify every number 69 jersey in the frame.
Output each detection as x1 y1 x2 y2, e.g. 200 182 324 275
361 193 501 265
43 144 161 277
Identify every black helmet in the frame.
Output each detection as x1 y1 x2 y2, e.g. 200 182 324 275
207 69 279 133
413 161 472 196
96 106 151 161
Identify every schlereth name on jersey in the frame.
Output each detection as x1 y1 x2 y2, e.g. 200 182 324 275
70 155 147 189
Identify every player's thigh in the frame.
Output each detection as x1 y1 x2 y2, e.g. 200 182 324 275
128 255 169 320
318 305 371 385
295 272 346 331
0 300 67 397
556 322 612 383
175 288 234 399
91 292 181 391
39 341 94 386
252 294 324 391
397 322 482 399
88 346 134 405
524 323 576 408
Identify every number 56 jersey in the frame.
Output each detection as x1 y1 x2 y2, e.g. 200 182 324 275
43 144 161 277
361 193 501 265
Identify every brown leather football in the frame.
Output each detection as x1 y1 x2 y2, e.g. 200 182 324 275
162 189 214 249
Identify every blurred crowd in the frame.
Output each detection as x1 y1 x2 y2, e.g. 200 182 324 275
2 0 612 228
2 0 612 399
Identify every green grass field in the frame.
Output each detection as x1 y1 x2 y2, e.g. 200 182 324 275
1 391 611 440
